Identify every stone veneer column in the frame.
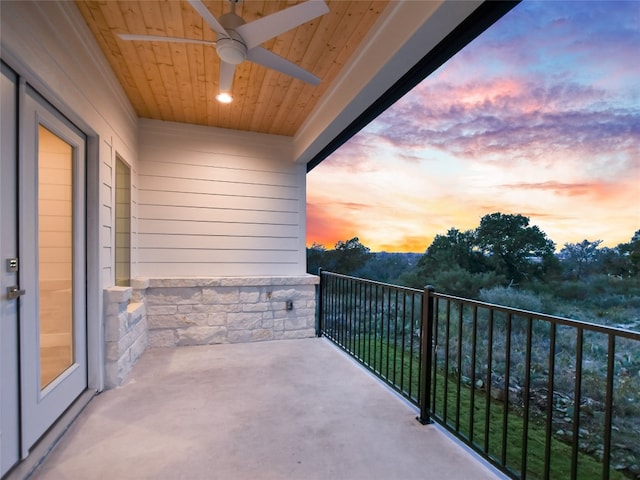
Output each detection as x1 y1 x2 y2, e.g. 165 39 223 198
103 286 148 388
142 276 319 347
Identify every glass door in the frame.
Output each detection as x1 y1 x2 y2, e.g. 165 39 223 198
19 86 87 454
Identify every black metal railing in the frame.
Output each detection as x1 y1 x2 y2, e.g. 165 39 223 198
317 270 640 480
317 269 424 405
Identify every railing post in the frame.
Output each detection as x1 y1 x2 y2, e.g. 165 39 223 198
316 267 324 337
418 285 435 424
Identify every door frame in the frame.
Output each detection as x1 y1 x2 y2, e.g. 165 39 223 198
13 75 104 394
19 83 89 455
0 60 103 477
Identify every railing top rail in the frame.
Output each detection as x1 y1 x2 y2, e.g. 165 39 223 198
430 290 640 340
319 270 422 294
319 269 640 340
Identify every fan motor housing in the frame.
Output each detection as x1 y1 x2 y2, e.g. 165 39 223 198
216 37 247 64
217 12 247 64
219 12 245 30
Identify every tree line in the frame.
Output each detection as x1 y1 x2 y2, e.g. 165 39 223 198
307 212 640 301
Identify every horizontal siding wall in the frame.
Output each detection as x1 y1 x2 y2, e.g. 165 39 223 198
138 120 305 277
101 143 114 287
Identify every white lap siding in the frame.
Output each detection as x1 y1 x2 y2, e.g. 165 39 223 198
138 119 306 277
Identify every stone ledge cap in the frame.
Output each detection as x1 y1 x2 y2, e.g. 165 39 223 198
131 277 150 289
104 286 132 303
140 275 319 289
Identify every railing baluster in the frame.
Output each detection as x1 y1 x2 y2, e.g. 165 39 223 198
333 275 337 342
386 287 391 380
356 283 364 359
357 280 361 357
456 302 463 432
400 293 407 394
316 269 323 337
602 334 615 480
502 312 512 467
544 322 557 480
341 276 346 347
349 278 354 354
327 274 332 337
380 285 384 375
336 275 340 341
380 284 385 377
469 304 478 444
335 276 340 344
393 290 399 384
484 309 494 455
359 279 364 357
324 273 330 337
367 282 373 368
374 284 379 374
345 276 349 349
444 299 451 424
333 275 338 338
570 327 583 480
349 276 354 353
359 281 364 361
356 280 360 357
338 278 349 348
521 316 533 480
408 294 416 401
417 294 423 409
360 284 369 359
431 297 440 416
350 276 354 353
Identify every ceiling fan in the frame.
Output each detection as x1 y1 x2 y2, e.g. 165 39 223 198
118 0 329 102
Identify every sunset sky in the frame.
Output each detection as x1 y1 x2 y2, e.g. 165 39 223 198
306 0 640 253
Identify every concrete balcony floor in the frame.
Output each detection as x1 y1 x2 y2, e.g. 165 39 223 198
32 338 499 480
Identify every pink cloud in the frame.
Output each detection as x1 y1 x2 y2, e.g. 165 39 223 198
501 180 639 203
366 76 638 177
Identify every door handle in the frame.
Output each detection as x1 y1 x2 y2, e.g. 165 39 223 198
7 286 26 300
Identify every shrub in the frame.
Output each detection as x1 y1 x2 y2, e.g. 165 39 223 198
479 285 543 312
428 267 505 298
553 280 589 300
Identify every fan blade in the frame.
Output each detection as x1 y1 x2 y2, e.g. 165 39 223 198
247 47 320 85
118 33 216 46
219 61 236 92
187 0 229 38
236 0 329 50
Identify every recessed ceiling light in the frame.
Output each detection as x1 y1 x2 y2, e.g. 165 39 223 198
216 92 233 103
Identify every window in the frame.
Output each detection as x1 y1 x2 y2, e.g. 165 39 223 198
115 156 131 286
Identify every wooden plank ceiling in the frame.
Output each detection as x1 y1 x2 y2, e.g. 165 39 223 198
75 0 389 136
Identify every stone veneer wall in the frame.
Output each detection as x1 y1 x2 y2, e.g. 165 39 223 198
103 275 319 388
136 276 319 347
103 286 148 388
